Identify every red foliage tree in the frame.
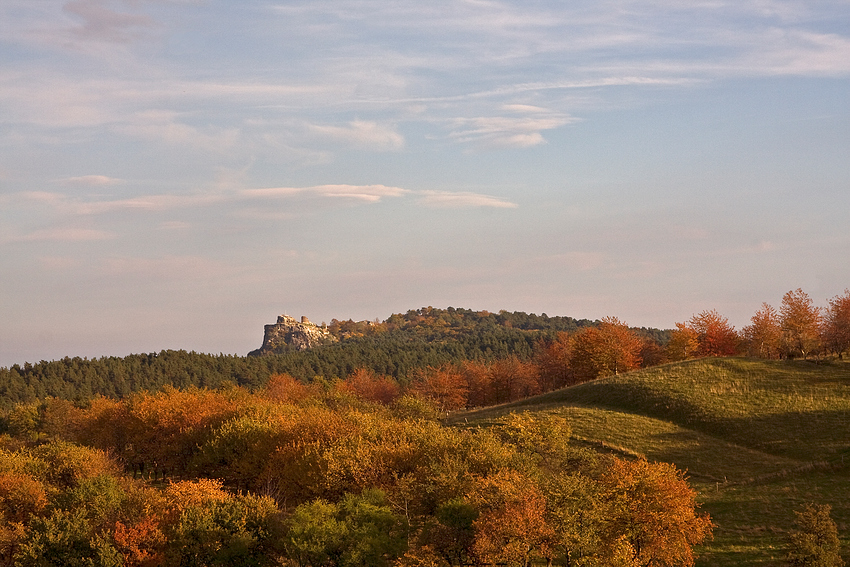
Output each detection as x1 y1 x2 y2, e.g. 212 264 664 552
600 458 713 567
780 288 822 359
489 357 541 404
535 332 573 391
410 365 469 411
741 303 782 359
460 361 494 408
340 368 401 405
687 309 739 357
569 317 643 382
822 289 850 358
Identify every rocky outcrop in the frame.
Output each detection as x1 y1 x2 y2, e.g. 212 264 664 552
248 315 337 356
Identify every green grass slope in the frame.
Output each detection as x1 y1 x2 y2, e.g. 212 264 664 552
451 357 850 566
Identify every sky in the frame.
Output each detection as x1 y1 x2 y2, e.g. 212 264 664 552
1 0 850 366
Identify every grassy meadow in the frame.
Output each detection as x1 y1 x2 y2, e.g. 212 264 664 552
449 357 850 566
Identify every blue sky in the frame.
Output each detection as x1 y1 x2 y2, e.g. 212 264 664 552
2 0 849 366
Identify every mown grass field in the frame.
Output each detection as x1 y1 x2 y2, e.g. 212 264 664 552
449 357 850 566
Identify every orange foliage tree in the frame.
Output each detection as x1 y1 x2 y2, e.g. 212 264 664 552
339 368 401 405
741 303 782 358
471 471 554 567
410 365 469 411
263 373 317 404
459 360 494 409
75 386 242 478
780 288 822 359
569 318 643 382
822 289 850 358
535 332 573 391
600 458 713 567
666 323 699 362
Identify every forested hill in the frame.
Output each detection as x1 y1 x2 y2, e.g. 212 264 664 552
0 307 670 410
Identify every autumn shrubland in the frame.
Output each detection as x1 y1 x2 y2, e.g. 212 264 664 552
0 383 714 566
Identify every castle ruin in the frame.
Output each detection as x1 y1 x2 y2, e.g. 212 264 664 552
248 314 336 355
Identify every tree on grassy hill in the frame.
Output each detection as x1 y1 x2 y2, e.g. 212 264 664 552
666 323 699 362
822 290 850 359
685 310 740 357
489 357 541 404
787 503 844 567
569 318 643 382
535 332 574 391
600 458 713 567
742 303 783 359
781 289 823 360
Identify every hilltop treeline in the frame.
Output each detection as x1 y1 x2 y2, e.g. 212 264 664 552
669 288 850 360
0 307 669 411
0 382 712 567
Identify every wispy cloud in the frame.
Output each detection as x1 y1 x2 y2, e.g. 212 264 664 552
306 120 405 151
120 110 241 153
0 184 517 216
63 0 156 43
60 175 125 186
6 227 114 243
447 113 575 148
242 184 410 203
2 191 226 215
417 191 518 209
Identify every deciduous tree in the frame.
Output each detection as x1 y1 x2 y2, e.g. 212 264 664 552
535 332 573 390
600 458 713 567
460 361 494 409
285 490 407 567
340 369 401 405
666 323 699 362
489 357 540 404
742 303 783 359
263 373 316 404
410 366 468 412
822 290 850 359
686 310 739 357
787 503 844 567
781 289 822 359
569 318 642 382
471 471 554 567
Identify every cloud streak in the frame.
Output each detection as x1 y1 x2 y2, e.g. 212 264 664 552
447 113 575 148
306 120 405 151
63 0 156 43
417 191 518 209
5 227 114 243
3 185 518 221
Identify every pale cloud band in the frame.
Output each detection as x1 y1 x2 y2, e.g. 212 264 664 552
1 184 519 242
417 191 518 209
242 184 410 203
7 184 517 210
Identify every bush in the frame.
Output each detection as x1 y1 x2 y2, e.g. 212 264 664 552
787 503 844 567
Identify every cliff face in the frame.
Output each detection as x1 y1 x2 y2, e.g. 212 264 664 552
248 315 337 356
